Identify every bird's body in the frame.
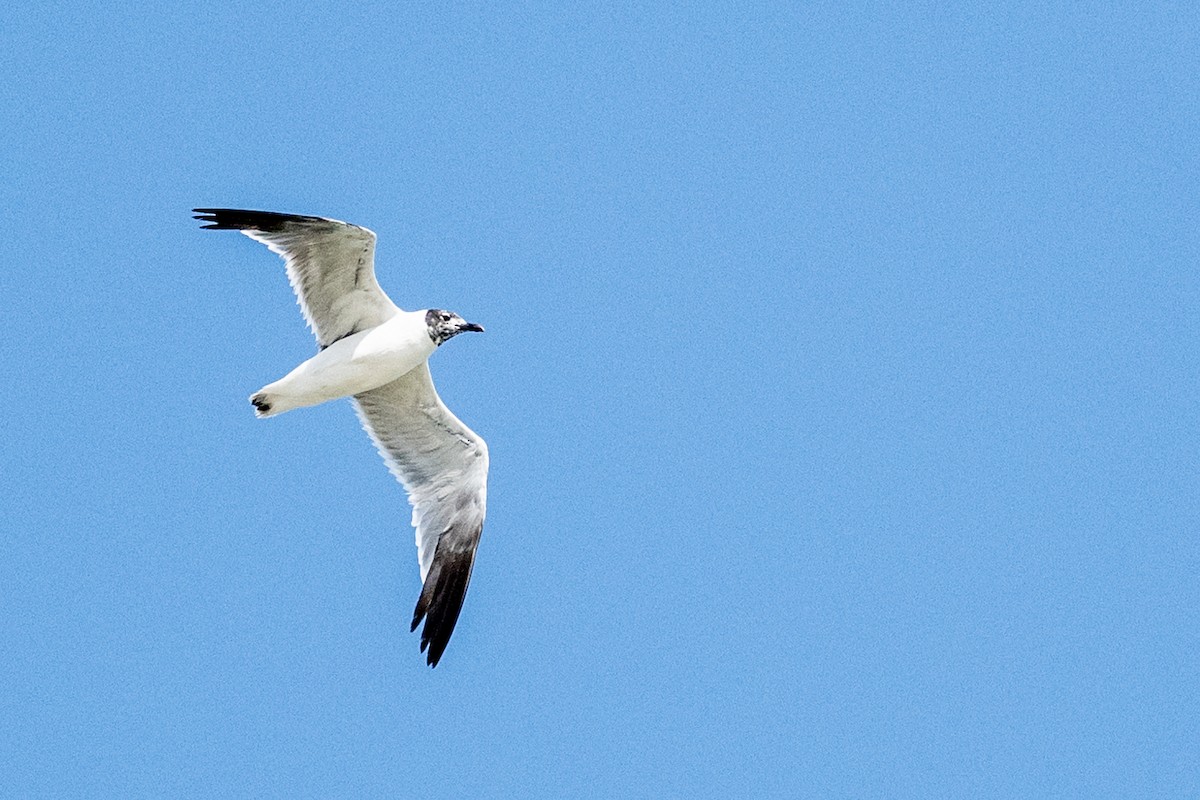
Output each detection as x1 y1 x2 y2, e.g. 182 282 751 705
252 310 436 417
194 207 489 667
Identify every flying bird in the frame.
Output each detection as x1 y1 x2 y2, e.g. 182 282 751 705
194 208 488 667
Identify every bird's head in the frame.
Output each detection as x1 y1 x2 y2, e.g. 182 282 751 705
425 309 485 346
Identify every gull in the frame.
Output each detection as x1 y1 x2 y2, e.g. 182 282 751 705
194 208 489 667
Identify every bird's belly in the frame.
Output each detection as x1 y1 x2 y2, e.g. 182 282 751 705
265 323 434 406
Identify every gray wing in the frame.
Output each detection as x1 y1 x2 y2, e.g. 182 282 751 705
353 362 489 667
194 208 400 348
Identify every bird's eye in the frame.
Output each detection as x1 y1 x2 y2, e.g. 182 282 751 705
441 313 451 322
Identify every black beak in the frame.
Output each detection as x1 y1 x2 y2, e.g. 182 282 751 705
460 321 485 333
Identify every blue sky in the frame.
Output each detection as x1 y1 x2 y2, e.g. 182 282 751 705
2 2 1197 797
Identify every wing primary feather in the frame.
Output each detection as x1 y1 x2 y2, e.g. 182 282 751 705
192 208 329 231
411 543 478 667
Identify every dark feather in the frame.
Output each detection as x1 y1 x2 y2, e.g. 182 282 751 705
192 208 328 231
411 540 479 668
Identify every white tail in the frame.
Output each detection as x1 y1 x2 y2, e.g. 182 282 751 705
249 390 298 418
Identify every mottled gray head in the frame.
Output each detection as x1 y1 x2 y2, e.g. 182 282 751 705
425 309 485 346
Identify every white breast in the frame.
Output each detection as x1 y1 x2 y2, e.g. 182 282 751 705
260 311 435 411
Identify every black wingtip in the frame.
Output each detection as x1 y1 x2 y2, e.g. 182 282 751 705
411 547 478 668
192 207 326 232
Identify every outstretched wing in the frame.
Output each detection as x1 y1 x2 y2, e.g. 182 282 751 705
194 208 400 348
353 362 489 667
